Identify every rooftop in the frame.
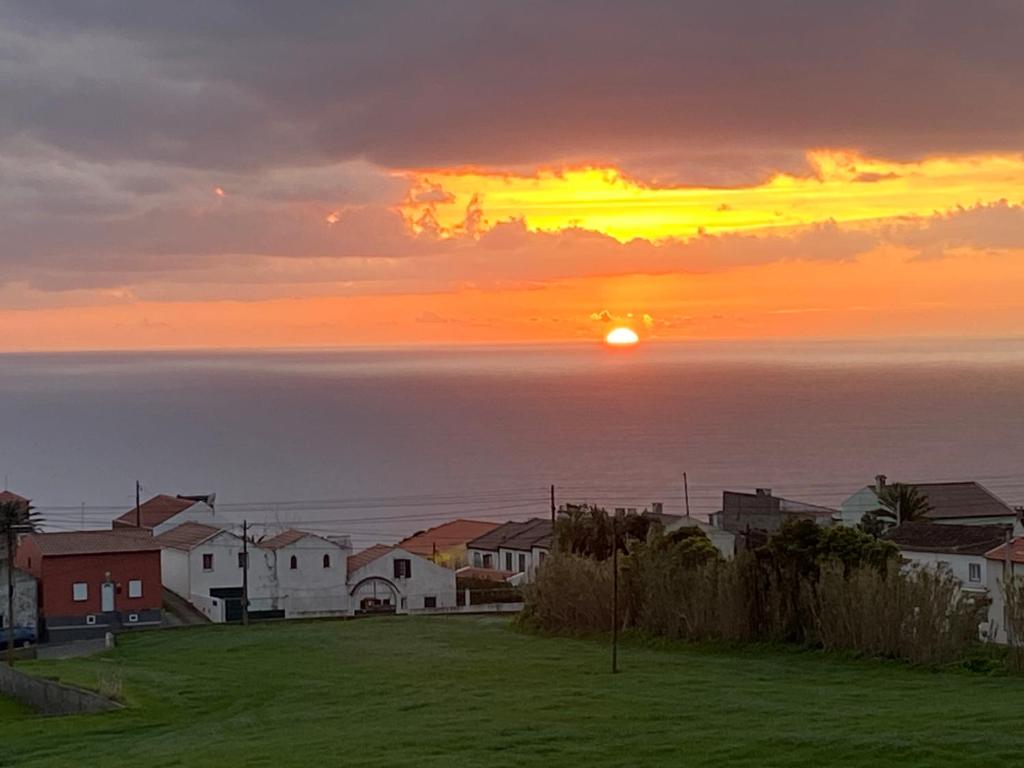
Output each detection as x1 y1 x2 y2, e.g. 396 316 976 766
884 521 1011 556
156 522 227 551
398 519 500 558
985 538 1024 564
24 529 161 556
455 566 515 582
347 544 394 576
260 529 308 550
467 518 553 552
112 494 198 529
912 482 1017 521
0 490 30 509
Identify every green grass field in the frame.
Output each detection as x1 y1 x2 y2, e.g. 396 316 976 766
4 617 1024 766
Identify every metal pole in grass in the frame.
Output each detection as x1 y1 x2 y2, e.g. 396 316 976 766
612 509 621 674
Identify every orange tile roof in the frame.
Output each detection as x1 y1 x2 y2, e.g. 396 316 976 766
113 494 195 529
398 519 500 558
156 522 227 551
25 529 160 556
985 538 1024 563
260 529 309 550
0 490 30 508
347 544 394 576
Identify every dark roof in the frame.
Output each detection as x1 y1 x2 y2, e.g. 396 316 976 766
0 490 30 509
347 544 394 576
112 494 196 529
884 522 1011 556
467 518 552 552
398 519 500 557
156 522 226 551
723 490 838 517
24 529 160 556
911 482 1017 521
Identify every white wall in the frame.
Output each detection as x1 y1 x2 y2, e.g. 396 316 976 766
160 548 191 599
985 558 1019 644
899 550 987 592
838 487 881 527
0 563 36 630
151 502 217 537
270 535 350 618
185 531 277 605
348 547 456 613
467 547 498 569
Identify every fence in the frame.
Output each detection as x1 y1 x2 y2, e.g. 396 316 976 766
0 663 121 716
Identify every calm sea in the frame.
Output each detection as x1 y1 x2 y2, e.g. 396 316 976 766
2 339 1023 547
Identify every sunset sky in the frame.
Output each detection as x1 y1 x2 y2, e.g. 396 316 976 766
3 2 1024 351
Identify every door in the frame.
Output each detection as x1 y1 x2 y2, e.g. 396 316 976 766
101 582 115 612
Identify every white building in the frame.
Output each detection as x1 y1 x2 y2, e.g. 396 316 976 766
982 538 1024 644
113 493 217 537
0 490 38 639
346 544 457 613
664 516 736 558
882 521 1008 594
258 529 350 618
839 476 1021 531
466 518 552 580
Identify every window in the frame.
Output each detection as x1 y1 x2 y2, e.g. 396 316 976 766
72 582 88 602
238 552 248 568
202 553 214 571
290 555 298 570
128 580 143 598
482 553 493 569
538 551 547 565
323 554 331 569
969 563 982 582
85 615 97 625
393 558 412 579
128 614 139 624
505 552 513 571
473 551 482 567
518 554 526 573
424 596 437 608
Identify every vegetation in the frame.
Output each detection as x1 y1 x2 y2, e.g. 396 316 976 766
6 617 1024 766
553 503 658 560
876 482 934 523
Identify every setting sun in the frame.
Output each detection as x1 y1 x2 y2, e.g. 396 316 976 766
605 327 640 346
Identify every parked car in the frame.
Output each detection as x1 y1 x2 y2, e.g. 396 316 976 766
4 626 37 647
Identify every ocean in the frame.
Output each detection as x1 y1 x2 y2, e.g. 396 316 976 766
2 338 1023 548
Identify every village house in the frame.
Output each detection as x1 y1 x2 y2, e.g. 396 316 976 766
398 519 499 567
258 529 350 618
0 490 38 643
347 544 457 613
883 521 1009 593
466 518 553 580
112 493 217 536
665 516 737 558
15 529 162 642
712 489 838 546
982 538 1024 644
839 476 1021 530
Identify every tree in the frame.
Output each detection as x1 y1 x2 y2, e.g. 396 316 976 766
875 483 933 524
554 504 660 561
2 498 38 665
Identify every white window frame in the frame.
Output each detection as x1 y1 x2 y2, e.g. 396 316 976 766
128 579 143 598
72 582 89 602
969 562 982 582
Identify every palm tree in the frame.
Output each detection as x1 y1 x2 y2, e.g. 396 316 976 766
875 483 933 524
2 498 38 665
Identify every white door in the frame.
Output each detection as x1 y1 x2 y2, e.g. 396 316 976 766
101 582 115 612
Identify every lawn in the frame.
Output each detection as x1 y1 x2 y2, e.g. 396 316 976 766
3 617 1024 767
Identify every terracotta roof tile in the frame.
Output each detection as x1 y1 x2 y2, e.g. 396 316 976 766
112 494 196 529
398 519 500 558
985 538 1024 563
455 566 514 582
156 522 227 551
884 522 1011 556
347 544 394 576
260 529 308 550
0 490 30 509
25 529 161 556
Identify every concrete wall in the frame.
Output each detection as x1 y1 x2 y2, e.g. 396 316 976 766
0 562 37 631
900 550 987 592
0 662 121 715
184 530 277 605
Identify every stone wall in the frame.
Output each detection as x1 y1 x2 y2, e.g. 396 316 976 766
0 663 121 715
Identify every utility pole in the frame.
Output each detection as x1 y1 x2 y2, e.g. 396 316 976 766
5 525 14 666
612 510 621 674
241 520 249 627
1005 527 1013 647
683 472 691 518
135 480 141 528
896 496 901 527
550 484 556 527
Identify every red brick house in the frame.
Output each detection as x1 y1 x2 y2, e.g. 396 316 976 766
16 530 162 642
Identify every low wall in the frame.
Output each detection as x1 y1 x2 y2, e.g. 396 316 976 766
0 663 121 716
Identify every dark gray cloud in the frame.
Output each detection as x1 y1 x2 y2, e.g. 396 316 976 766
2 1 1022 172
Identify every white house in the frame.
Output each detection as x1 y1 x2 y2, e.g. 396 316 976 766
982 538 1024 644
0 490 38 639
346 544 457 613
467 518 552 580
882 521 1008 594
664 516 736 558
157 522 276 622
113 493 217 537
839 476 1021 531
258 529 350 618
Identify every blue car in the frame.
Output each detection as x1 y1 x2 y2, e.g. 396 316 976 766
5 626 36 647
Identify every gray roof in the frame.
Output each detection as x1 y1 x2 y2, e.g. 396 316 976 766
467 518 552 552
912 482 1017 521
883 521 1011 556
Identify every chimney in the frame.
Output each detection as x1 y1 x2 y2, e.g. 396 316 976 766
755 488 772 497
875 475 887 494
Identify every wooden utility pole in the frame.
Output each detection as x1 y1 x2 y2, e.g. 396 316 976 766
242 520 250 626
612 511 620 674
683 472 691 518
135 480 141 527
550 484 556 527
